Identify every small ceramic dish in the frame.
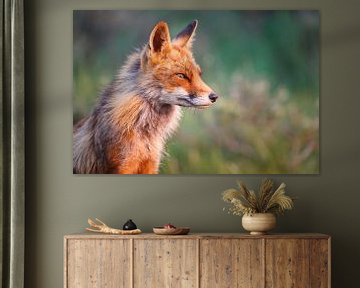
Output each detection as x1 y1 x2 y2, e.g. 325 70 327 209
153 227 190 235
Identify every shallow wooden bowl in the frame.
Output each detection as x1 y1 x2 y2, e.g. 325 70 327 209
153 227 190 235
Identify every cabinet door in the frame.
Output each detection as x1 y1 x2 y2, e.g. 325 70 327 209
134 239 198 288
309 239 330 288
200 239 264 288
266 239 310 288
66 239 131 288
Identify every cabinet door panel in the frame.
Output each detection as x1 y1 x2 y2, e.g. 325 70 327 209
265 239 310 288
134 239 198 288
200 239 264 288
66 239 131 288
310 239 330 288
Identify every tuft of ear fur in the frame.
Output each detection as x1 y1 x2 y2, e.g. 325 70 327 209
172 20 198 48
149 21 171 53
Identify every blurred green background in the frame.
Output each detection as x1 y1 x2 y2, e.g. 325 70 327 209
73 10 319 174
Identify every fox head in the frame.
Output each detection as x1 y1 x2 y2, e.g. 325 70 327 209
140 20 218 108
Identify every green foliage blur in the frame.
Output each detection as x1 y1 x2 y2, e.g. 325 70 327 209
73 10 319 174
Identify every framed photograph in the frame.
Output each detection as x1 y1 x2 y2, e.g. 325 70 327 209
73 10 319 174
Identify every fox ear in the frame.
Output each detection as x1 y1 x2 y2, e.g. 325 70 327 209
149 21 171 53
172 20 198 48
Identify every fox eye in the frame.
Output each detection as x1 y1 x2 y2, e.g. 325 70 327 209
175 73 188 80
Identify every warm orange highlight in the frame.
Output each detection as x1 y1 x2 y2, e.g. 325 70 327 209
111 96 145 131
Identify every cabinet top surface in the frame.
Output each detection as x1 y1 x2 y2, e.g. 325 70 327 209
64 232 330 240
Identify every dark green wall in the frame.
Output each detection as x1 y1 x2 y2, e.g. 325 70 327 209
25 0 360 287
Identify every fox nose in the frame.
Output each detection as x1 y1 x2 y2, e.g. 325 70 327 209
208 93 218 103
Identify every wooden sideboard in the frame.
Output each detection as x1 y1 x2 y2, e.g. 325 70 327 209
64 233 330 288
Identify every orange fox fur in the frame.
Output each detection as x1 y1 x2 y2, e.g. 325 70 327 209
73 20 218 174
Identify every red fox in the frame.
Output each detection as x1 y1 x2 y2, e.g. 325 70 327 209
73 20 218 174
